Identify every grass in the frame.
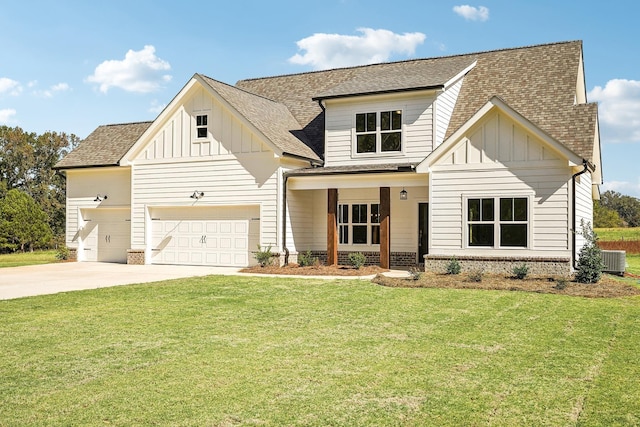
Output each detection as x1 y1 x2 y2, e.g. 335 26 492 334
595 227 640 242
1 275 639 426
0 250 58 268
626 254 640 275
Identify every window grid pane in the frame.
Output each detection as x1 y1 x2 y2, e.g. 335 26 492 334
353 225 367 244
469 224 494 246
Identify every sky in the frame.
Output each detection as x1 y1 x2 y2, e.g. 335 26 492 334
1 0 639 197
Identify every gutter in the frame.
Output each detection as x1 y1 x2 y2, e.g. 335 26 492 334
571 159 593 269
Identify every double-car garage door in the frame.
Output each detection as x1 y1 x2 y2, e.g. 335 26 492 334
150 206 259 267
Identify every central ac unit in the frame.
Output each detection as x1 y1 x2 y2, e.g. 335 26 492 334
601 250 626 276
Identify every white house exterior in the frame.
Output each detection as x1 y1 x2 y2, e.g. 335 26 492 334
55 41 601 275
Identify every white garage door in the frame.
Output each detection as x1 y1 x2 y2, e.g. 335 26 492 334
152 219 250 267
81 209 130 263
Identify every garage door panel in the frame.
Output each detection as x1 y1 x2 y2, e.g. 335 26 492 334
151 216 250 267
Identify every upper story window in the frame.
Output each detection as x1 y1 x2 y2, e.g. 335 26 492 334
355 110 402 154
467 197 529 248
196 114 208 138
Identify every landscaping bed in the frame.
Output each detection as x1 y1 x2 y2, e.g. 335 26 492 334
242 264 640 298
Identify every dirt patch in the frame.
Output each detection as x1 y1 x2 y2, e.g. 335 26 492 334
241 264 640 298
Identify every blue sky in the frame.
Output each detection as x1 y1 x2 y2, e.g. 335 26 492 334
1 1 639 197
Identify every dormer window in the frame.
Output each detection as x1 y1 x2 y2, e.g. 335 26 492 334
196 114 208 138
355 110 402 154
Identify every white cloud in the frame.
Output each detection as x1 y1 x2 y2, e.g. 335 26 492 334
0 78 22 96
86 45 172 93
33 82 71 98
589 79 640 143
0 108 17 124
602 180 640 199
453 5 490 21
148 99 166 114
288 28 426 70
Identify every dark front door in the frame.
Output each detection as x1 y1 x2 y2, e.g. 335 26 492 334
418 203 429 263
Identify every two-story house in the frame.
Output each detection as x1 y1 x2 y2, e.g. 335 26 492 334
54 40 601 276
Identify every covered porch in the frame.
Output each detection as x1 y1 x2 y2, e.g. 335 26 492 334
285 164 429 268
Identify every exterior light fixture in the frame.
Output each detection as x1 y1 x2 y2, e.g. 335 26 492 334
190 191 204 199
94 194 107 202
400 188 408 200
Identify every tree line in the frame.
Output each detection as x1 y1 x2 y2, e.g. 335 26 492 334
594 190 640 228
0 126 78 252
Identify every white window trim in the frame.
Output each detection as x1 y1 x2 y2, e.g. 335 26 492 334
338 201 381 247
463 194 533 250
194 113 210 141
351 109 405 159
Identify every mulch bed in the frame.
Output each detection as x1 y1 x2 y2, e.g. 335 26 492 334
241 264 640 298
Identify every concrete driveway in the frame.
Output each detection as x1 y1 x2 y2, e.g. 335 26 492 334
0 262 241 300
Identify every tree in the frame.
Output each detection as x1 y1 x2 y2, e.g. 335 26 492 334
599 190 640 227
0 189 53 252
0 126 79 240
593 201 624 228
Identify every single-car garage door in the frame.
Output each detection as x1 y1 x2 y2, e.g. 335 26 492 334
81 208 131 263
150 206 259 267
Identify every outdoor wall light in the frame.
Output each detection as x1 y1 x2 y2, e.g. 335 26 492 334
190 191 205 199
94 194 107 202
400 188 408 200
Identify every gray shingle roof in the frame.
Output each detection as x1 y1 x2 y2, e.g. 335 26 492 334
54 121 152 169
59 41 597 170
198 75 321 162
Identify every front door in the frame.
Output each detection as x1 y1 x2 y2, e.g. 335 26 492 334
418 203 429 263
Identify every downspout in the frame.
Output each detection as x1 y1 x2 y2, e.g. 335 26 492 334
282 173 289 266
571 160 589 269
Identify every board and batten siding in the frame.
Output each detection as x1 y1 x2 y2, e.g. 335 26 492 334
434 77 464 148
65 168 131 249
429 110 572 258
323 94 435 167
139 86 267 161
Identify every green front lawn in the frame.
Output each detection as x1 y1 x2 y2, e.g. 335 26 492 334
0 250 58 268
1 276 639 426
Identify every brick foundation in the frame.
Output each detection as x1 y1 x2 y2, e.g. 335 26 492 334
423 255 571 277
68 247 78 262
127 249 146 265
301 250 418 268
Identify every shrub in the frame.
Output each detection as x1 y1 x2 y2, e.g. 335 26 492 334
55 245 70 261
348 252 366 269
254 245 274 267
575 221 605 283
408 266 423 281
446 257 461 275
554 277 569 290
297 250 318 267
468 269 483 282
513 264 529 280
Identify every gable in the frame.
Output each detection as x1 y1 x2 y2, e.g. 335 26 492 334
435 110 561 167
134 85 271 161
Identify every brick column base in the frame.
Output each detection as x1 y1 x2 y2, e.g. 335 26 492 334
127 250 146 265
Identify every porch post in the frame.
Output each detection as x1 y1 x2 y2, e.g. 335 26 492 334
327 188 338 266
380 187 390 269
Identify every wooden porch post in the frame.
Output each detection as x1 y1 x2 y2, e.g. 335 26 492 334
327 188 338 266
380 187 390 269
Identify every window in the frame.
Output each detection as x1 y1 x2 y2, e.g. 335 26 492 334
355 110 402 154
467 197 528 248
338 203 380 245
196 114 208 138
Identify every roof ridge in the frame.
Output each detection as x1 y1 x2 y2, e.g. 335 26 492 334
101 121 153 127
236 40 582 84
198 73 284 105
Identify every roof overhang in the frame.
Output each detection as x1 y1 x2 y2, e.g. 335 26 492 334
312 85 444 102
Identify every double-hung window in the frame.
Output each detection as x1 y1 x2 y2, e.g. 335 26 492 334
467 197 528 248
355 110 402 154
196 114 208 138
338 203 380 245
